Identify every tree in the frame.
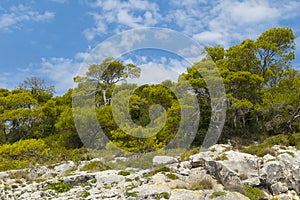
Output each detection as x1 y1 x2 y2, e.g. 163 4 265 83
74 57 141 106
20 77 55 103
203 27 297 140
20 77 55 95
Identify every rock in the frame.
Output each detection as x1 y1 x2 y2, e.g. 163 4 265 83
54 161 76 175
131 184 171 199
170 189 250 200
2 143 300 199
270 182 289 195
242 177 260 186
0 172 8 179
95 170 125 187
205 159 243 191
170 189 203 200
153 156 178 166
62 173 95 186
277 151 300 193
190 152 210 168
260 160 286 185
276 190 300 200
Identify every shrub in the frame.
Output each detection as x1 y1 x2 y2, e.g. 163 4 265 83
80 161 111 172
180 148 201 160
190 179 213 190
209 191 227 199
47 182 73 193
80 191 90 198
242 133 300 157
118 170 131 176
165 173 179 180
215 153 228 161
243 186 265 200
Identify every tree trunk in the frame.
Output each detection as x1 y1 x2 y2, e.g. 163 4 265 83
102 89 107 106
287 107 300 133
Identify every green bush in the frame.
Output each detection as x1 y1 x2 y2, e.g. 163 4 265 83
47 182 73 193
165 173 179 180
243 133 300 157
190 179 213 190
0 137 92 171
215 153 228 161
243 186 265 200
209 191 227 199
80 161 111 172
118 170 131 176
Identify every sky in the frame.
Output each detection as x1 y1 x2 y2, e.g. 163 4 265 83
0 0 300 95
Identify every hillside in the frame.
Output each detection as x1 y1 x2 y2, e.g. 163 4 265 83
1 138 300 200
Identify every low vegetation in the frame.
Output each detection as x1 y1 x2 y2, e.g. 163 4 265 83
243 133 300 157
47 182 73 193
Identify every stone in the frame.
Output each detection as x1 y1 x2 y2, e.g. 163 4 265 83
62 173 95 186
170 189 203 200
54 161 76 175
260 161 286 185
0 171 8 179
270 182 289 195
153 156 178 166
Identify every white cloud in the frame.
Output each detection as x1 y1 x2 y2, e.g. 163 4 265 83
38 57 80 95
0 4 54 31
128 63 180 85
83 0 161 40
193 31 223 44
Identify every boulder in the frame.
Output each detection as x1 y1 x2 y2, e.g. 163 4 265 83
153 156 178 166
270 182 289 195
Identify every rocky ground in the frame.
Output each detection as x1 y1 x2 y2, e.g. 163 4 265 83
1 144 300 199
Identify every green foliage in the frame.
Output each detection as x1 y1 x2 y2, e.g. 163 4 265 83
155 192 170 200
180 148 201 160
190 178 214 190
215 153 228 161
47 182 73 193
80 161 110 172
80 191 90 198
118 170 131 176
243 186 265 200
0 28 299 171
0 139 50 171
165 173 179 180
243 133 300 156
209 191 227 199
126 192 138 198
143 166 172 178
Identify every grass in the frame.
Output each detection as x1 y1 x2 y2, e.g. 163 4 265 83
80 161 111 172
180 147 202 160
242 133 300 157
209 191 227 199
165 173 179 180
126 192 138 198
243 186 265 200
118 170 131 176
190 179 213 190
215 153 228 161
47 182 73 193
143 165 172 178
80 191 90 198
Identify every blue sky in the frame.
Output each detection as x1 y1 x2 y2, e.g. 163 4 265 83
0 0 300 95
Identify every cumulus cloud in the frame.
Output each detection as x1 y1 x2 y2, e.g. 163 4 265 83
83 0 300 47
128 62 180 85
37 57 81 95
0 4 55 31
83 0 161 40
